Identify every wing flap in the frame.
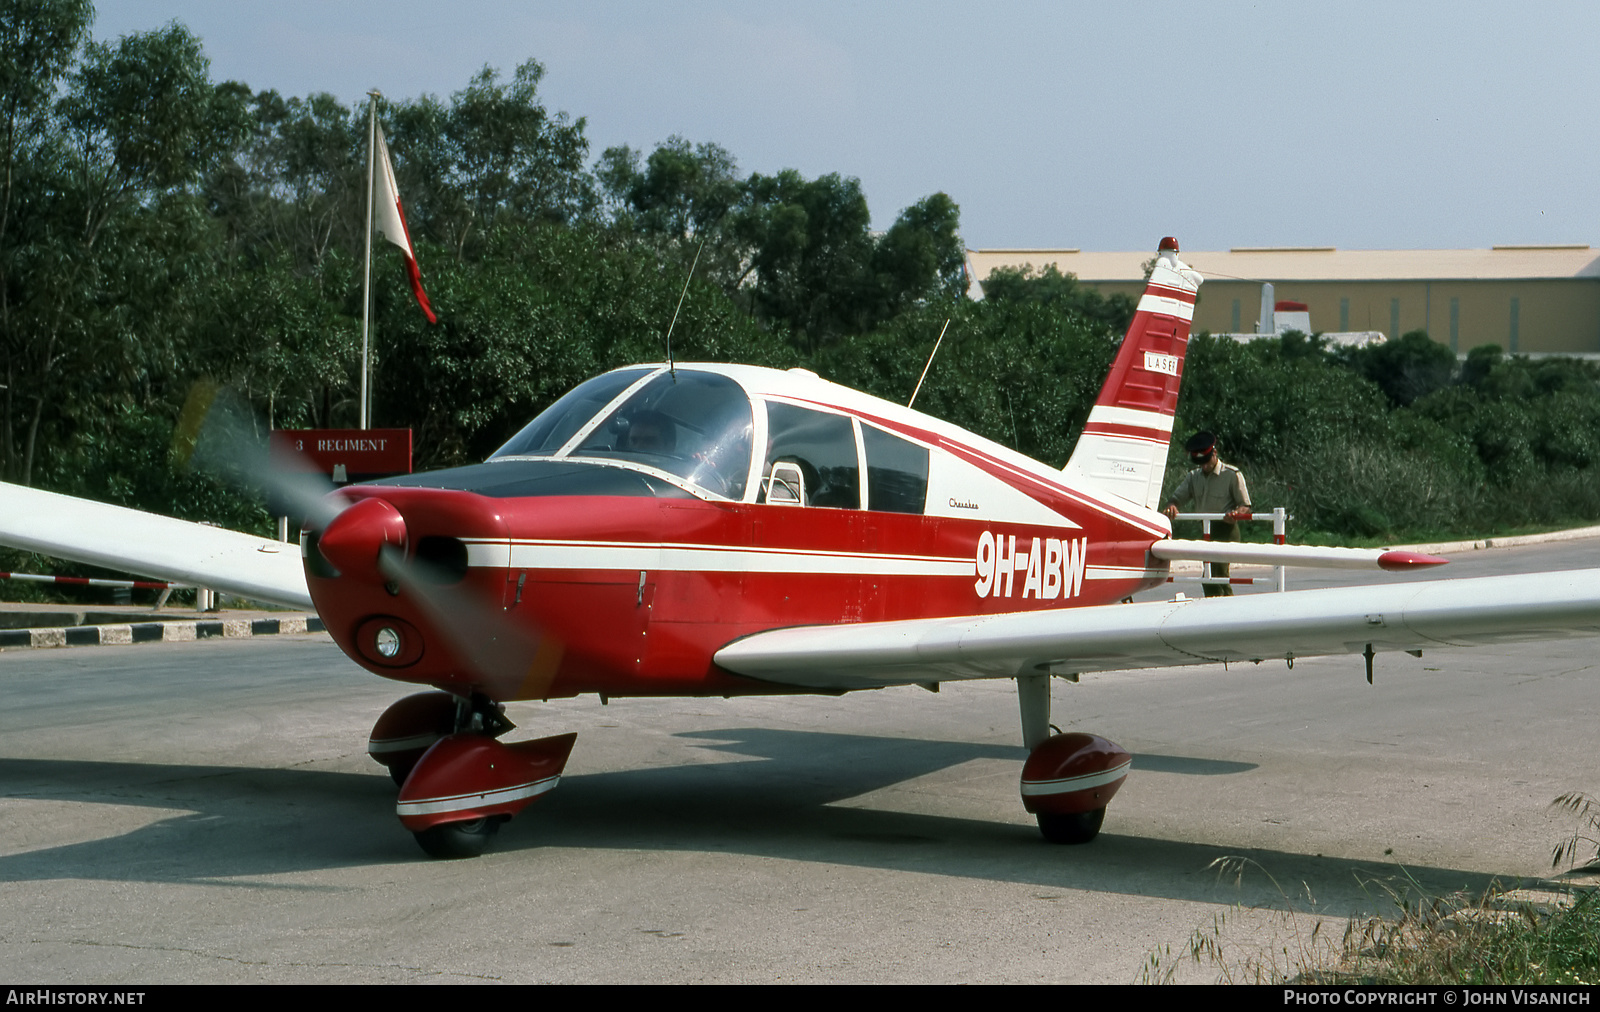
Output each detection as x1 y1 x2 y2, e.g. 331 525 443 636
715 569 1600 690
0 482 312 610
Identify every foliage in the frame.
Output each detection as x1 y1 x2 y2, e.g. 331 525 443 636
817 294 1121 467
601 136 967 352
1336 328 1457 407
1 15 245 487
1551 793 1600 873
1142 857 1600 985
377 223 794 467
979 262 1137 334
7 3 1600 592
1169 332 1600 539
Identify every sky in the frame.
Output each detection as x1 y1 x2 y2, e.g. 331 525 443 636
99 1 1600 253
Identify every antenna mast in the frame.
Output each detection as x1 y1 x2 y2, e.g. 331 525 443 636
663 240 705 377
907 318 952 408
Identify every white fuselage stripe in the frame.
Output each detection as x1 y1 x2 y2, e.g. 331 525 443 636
1084 406 1176 433
479 540 977 577
1020 761 1131 796
397 775 561 817
460 543 1173 581
1135 293 1196 322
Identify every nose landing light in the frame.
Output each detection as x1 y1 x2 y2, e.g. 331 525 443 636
357 615 424 667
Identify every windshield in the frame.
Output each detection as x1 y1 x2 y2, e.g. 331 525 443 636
571 371 753 498
490 369 652 459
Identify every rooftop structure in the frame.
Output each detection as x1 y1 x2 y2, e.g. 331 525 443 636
965 246 1600 354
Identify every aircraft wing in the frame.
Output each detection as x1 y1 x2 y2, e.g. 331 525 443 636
0 481 312 610
1150 539 1447 571
714 568 1600 690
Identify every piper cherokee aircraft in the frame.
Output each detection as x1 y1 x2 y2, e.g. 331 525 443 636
5 237 1600 858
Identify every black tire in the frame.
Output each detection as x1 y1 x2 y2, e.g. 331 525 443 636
414 816 501 859
386 756 418 788
1037 807 1105 845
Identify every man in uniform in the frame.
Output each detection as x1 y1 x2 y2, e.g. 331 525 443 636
1163 431 1251 597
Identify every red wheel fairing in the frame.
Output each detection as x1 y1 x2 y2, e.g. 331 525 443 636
1020 732 1130 815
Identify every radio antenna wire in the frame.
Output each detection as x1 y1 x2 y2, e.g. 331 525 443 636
907 318 952 408
664 240 705 378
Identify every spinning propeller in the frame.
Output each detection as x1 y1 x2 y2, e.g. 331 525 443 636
173 380 564 701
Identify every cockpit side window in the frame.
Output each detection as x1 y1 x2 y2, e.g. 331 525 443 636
862 424 929 514
490 369 652 459
759 402 860 509
569 371 754 499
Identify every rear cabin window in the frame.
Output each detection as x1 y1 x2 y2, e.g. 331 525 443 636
760 402 860 509
862 424 929 514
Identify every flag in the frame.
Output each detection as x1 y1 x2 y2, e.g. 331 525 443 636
373 123 437 324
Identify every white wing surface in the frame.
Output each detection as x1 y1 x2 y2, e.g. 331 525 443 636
0 481 312 610
1150 539 1447 571
715 568 1600 690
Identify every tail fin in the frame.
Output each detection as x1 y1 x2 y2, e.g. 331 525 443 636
1061 237 1203 510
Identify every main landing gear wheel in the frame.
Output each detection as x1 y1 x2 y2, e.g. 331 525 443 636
1036 807 1105 845
1020 732 1128 846
414 816 502 859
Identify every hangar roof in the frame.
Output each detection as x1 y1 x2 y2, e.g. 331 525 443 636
966 245 1600 285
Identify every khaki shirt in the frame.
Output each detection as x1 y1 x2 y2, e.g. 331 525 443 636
1168 461 1250 515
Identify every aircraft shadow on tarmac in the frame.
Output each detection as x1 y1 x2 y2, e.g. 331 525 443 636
0 727 1513 915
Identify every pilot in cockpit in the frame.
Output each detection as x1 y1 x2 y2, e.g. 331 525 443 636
620 410 675 454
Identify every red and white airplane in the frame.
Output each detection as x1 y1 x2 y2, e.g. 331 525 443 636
6 237 1600 858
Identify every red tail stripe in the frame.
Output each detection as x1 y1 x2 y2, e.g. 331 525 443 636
1143 284 1196 304
1080 422 1174 443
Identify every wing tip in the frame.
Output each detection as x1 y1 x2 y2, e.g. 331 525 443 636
1378 550 1450 571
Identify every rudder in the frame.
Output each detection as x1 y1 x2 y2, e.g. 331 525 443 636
1061 237 1203 510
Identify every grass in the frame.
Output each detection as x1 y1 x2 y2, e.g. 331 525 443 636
1140 862 1600 985
1337 885 1600 985
1141 795 1600 985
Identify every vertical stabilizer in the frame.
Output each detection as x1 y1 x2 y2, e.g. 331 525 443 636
1061 237 1203 510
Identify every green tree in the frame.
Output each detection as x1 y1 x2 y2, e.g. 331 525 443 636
0 0 92 483
871 191 968 311
1 19 245 486
598 135 742 242
374 223 793 467
979 262 1136 334
1337 329 1456 407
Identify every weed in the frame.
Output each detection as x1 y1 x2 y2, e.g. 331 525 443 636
1141 850 1600 984
1550 792 1600 873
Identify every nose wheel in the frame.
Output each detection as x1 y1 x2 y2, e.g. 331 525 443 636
414 815 504 859
396 730 578 858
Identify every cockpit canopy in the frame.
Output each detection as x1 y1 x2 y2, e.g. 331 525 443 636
490 366 930 512
491 369 754 499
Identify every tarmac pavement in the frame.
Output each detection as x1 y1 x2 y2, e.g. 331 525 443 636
1 529 1598 983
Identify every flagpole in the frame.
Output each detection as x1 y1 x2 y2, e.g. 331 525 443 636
360 90 379 431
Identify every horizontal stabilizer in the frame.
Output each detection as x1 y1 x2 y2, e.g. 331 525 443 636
1150 539 1449 571
0 482 312 610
